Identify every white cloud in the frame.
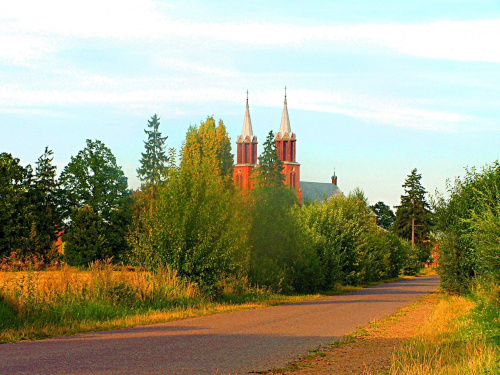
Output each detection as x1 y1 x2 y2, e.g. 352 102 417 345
0 80 474 133
1 0 500 63
0 1 489 132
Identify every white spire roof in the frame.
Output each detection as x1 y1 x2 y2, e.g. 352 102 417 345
279 91 292 135
241 92 254 138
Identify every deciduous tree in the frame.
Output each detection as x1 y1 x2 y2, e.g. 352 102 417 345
370 201 396 230
60 139 129 221
60 139 130 261
0 153 33 256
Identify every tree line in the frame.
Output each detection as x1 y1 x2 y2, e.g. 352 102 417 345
1 114 435 295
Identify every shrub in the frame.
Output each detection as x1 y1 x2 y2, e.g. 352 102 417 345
435 161 500 293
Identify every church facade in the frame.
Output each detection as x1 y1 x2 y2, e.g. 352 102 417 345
233 93 341 204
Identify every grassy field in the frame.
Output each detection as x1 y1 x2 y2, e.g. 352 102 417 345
0 262 332 343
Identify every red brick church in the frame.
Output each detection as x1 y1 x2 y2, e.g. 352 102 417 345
233 92 341 204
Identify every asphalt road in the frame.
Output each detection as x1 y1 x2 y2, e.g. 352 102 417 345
0 275 439 375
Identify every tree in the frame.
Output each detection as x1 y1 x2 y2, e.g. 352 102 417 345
181 116 234 184
64 206 110 266
60 139 130 261
248 184 316 292
60 139 129 221
371 201 396 230
393 168 433 249
0 153 33 256
245 130 318 292
30 147 62 258
252 131 284 188
137 114 169 191
129 120 244 295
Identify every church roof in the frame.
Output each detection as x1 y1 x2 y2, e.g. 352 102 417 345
241 95 254 138
300 181 342 204
279 93 292 136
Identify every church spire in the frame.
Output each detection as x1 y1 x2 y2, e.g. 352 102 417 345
279 86 292 135
241 90 254 138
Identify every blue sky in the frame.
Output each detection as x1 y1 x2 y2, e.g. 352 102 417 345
1 0 499 208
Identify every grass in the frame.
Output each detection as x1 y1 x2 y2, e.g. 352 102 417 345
390 286 500 375
0 264 437 345
0 261 330 343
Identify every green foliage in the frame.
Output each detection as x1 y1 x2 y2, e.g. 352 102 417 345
150 166 247 295
30 147 62 259
252 131 284 188
0 153 33 257
297 193 405 287
60 139 131 261
64 206 110 266
435 161 500 293
130 121 243 295
393 168 433 260
181 116 234 183
399 240 422 276
370 201 396 229
137 114 169 189
472 204 500 284
248 185 320 293
60 139 129 222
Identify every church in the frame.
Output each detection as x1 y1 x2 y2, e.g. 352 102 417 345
233 92 342 204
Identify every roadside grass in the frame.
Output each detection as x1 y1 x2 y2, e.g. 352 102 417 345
0 262 327 344
391 287 500 375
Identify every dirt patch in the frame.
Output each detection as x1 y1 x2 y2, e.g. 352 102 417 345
267 291 441 375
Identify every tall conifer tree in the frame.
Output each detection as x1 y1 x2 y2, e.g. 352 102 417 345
137 114 169 190
31 146 61 257
252 131 284 188
393 168 433 248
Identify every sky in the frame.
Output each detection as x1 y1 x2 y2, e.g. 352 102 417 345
1 0 499 208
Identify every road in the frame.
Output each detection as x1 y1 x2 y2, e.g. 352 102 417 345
0 275 439 375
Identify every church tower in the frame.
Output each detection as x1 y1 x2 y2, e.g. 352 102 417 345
275 90 302 203
234 92 258 189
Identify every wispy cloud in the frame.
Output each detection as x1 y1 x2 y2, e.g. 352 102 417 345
2 0 499 63
0 0 491 133
0 81 474 133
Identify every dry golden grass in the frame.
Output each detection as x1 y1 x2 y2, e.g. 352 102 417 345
390 295 498 375
0 263 323 343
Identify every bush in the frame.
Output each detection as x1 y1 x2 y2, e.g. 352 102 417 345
131 164 249 296
435 161 500 293
296 194 406 288
248 185 321 293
